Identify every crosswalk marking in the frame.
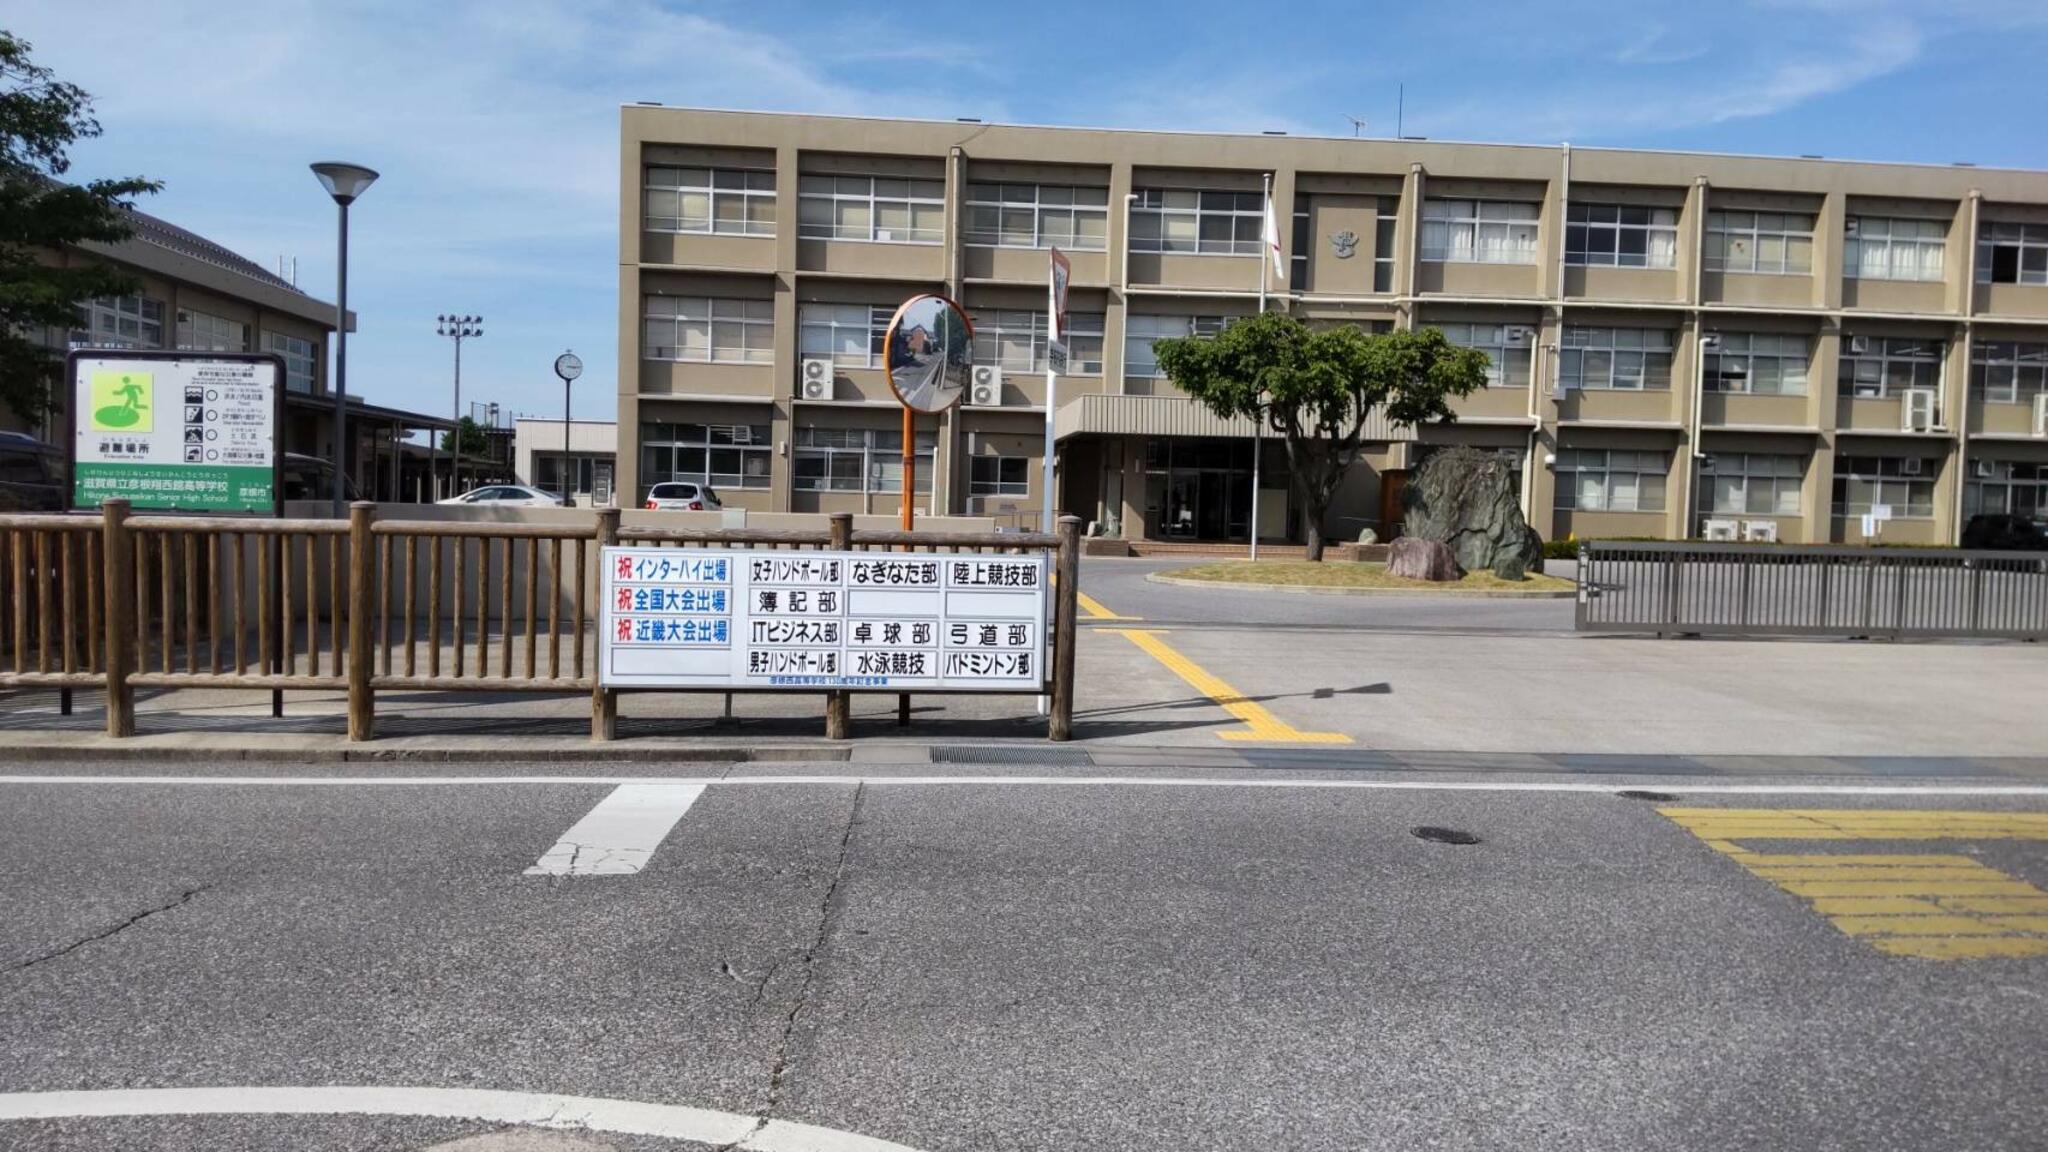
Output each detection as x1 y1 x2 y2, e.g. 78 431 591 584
524 784 705 877
1662 807 2048 960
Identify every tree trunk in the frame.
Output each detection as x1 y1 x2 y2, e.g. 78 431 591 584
1302 501 1327 561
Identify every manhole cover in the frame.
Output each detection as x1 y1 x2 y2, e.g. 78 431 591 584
1411 825 1481 845
1615 790 1678 802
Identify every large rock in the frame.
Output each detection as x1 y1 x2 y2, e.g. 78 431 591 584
1386 536 1465 582
1401 446 1545 580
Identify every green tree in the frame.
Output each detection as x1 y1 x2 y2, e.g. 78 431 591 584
440 416 488 456
0 31 161 423
1153 313 1489 560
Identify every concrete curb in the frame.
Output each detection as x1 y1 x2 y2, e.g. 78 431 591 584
1143 571 1579 600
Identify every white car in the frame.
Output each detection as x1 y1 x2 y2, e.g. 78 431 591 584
644 481 724 512
438 484 566 508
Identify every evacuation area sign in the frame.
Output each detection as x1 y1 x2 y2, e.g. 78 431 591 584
599 548 1047 691
70 352 280 513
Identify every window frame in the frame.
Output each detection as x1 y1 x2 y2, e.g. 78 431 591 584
962 182 1109 251
263 331 316 394
796 174 946 245
175 309 249 353
1433 322 1533 389
1837 335 1944 399
1843 216 1946 282
1123 314 1227 379
75 294 166 349
797 304 895 369
1702 452 1804 516
791 427 937 494
1832 455 1938 519
642 296 775 364
1420 198 1541 265
1564 203 1679 269
643 166 777 237
638 422 773 503
1558 326 1677 391
1553 448 1669 512
1704 210 1817 276
1703 332 1811 396
1128 188 1264 257
1976 220 2048 285
969 455 1032 497
1972 341 2048 406
1964 459 2048 521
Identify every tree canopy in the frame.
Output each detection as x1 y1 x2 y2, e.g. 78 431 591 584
1153 313 1490 559
0 30 161 423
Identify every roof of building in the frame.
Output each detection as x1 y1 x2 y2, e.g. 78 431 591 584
124 206 305 296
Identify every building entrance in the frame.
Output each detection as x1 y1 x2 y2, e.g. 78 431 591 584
1142 438 1262 540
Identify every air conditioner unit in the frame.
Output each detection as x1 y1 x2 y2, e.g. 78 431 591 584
1901 387 1937 432
1902 456 1924 476
2035 393 2048 437
798 357 835 401
1741 520 1779 543
1848 335 1871 355
968 364 1005 407
1703 519 1740 541
1975 458 1996 479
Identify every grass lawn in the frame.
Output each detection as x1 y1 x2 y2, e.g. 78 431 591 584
1166 560 1576 592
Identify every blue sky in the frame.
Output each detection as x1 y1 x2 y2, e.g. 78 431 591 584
11 0 2048 425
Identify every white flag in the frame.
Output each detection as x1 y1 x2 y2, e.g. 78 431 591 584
1261 192 1286 283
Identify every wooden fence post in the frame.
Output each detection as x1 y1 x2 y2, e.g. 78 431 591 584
1049 515 1081 742
101 499 134 738
346 502 375 741
591 507 621 741
825 513 852 740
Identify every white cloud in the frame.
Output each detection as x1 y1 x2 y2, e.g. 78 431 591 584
5 0 1005 421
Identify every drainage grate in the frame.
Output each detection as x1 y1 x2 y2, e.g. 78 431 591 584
1411 825 1482 845
1615 790 1679 802
930 744 1095 767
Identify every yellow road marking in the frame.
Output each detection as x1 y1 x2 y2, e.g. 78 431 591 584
1660 807 2048 961
1076 590 1139 621
1107 628 1350 745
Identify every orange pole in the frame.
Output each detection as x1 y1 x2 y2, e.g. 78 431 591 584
901 404 915 531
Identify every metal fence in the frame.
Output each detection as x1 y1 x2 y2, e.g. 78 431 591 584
0 502 1082 741
1575 541 2048 640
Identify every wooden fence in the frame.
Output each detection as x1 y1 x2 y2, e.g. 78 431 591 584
0 501 1081 742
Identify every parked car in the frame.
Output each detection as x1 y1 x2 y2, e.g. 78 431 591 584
437 484 566 508
0 431 64 512
280 453 363 504
1960 513 2048 551
644 481 723 512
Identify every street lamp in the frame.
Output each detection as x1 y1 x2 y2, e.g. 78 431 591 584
310 162 378 518
436 314 483 498
554 351 584 505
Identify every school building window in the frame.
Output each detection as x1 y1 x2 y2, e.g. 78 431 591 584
1434 322 1533 389
1705 211 1815 275
644 167 776 236
1838 336 1942 399
797 175 945 244
176 309 249 352
263 331 316 393
792 427 935 493
1565 203 1678 268
970 456 1032 497
1123 314 1225 378
1973 341 2048 406
1129 189 1264 256
1555 449 1668 512
1421 199 1540 264
1833 456 1938 518
75 295 165 349
643 296 774 363
1965 460 2048 521
798 304 893 369
638 423 772 497
963 183 1109 250
1844 217 1946 282
1977 221 2048 285
1559 327 1675 391
1704 332 1811 395
1703 453 1804 516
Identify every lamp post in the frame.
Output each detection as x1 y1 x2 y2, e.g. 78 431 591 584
436 314 482 499
554 351 583 505
310 162 378 518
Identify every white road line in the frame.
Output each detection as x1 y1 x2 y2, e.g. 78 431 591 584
0 775 2045 796
0 1085 926 1152
524 784 705 876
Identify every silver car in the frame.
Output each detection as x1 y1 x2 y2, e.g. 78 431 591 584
644 481 723 512
437 484 566 508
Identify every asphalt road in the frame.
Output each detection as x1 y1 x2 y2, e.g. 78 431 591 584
3 763 2045 1151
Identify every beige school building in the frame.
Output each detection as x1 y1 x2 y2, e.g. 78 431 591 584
616 106 2048 546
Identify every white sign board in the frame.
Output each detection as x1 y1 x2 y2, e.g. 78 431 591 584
1047 339 1069 375
69 352 280 513
600 548 1047 691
